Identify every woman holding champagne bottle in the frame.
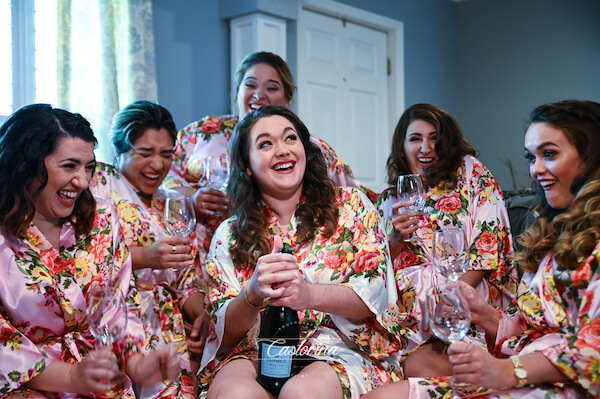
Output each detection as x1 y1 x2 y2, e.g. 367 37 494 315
90 101 207 398
376 103 518 378
199 105 402 398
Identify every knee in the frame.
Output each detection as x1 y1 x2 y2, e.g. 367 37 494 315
403 354 452 378
206 381 264 399
279 380 318 399
279 373 342 399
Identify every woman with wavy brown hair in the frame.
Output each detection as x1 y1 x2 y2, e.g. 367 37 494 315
366 99 600 398
198 105 401 398
376 103 518 378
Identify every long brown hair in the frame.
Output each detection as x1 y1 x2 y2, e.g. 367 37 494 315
228 105 337 269
386 103 476 190
517 100 600 272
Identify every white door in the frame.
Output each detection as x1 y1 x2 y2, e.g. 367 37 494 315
297 9 390 193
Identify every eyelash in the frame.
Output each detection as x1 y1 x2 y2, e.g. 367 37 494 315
258 134 297 149
244 83 280 91
544 150 555 158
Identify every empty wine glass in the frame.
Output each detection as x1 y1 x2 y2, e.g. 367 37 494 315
187 154 208 185
432 228 469 282
204 154 231 218
397 174 425 242
428 283 472 397
87 286 128 346
205 154 231 193
428 284 471 344
164 194 196 236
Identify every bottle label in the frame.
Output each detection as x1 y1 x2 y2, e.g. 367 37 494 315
260 342 294 378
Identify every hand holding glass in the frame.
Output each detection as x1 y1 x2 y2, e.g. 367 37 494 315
164 195 196 236
397 174 425 242
428 283 472 397
432 228 469 281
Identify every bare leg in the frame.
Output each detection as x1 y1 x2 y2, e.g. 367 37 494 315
206 358 274 399
403 341 452 378
279 361 343 399
362 380 410 399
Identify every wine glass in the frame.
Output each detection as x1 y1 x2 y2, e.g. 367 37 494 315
396 174 425 241
186 154 208 185
205 154 231 193
428 283 472 397
428 284 471 344
164 194 197 236
204 154 231 217
87 286 128 346
432 228 469 282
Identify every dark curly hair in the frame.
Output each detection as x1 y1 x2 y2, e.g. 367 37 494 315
110 100 177 157
0 104 97 237
386 103 476 190
228 105 337 269
518 100 600 273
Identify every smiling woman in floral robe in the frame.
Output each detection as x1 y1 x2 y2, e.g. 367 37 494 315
199 187 403 398
198 105 403 399
366 99 600 398
377 155 518 358
91 162 199 398
0 199 146 398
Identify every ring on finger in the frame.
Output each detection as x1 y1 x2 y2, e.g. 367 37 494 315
172 245 177 253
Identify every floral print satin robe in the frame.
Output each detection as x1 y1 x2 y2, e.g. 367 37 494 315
0 198 145 399
91 163 199 398
161 115 365 261
409 240 600 398
376 155 519 357
199 188 403 399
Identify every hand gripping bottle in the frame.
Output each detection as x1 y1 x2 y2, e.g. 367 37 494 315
256 244 300 396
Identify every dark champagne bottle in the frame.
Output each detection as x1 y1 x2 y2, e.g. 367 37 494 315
256 244 300 396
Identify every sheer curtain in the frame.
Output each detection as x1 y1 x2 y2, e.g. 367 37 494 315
56 0 158 162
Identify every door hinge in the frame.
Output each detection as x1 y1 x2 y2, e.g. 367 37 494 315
387 58 391 76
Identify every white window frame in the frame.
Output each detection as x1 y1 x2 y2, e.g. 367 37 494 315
1 0 36 123
11 0 36 109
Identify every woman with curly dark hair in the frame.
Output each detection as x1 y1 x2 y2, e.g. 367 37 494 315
366 99 600 398
198 105 401 398
0 104 179 398
376 103 518 378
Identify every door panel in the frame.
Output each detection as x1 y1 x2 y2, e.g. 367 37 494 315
298 9 389 192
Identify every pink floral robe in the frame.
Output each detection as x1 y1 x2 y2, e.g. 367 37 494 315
199 188 404 399
90 163 200 399
409 240 600 398
376 155 519 357
0 198 145 399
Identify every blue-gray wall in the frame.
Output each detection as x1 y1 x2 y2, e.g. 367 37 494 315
152 0 600 192
455 0 600 191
